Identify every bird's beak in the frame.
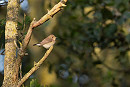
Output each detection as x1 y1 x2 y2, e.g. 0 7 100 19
56 37 60 40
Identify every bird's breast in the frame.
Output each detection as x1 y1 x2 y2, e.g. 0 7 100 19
43 42 55 49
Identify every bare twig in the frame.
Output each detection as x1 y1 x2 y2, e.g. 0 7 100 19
0 49 5 55
20 64 25 87
17 0 68 60
22 18 35 51
0 44 5 55
14 40 19 49
15 0 68 86
15 19 35 79
32 0 67 28
17 46 53 87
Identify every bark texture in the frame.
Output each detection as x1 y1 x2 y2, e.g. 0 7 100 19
2 0 19 87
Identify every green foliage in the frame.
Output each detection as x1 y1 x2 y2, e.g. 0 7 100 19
18 15 31 30
57 0 130 53
17 15 31 42
126 34 130 43
25 16 31 25
53 0 130 86
30 79 41 87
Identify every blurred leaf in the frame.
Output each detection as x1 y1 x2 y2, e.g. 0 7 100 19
50 85 61 87
126 34 130 43
94 11 102 21
0 19 6 26
123 11 130 19
65 56 72 65
18 22 23 30
118 3 127 12
18 22 23 27
104 24 117 38
25 16 31 25
101 7 113 20
30 79 41 87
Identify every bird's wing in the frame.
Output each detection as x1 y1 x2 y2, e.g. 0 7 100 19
40 38 52 45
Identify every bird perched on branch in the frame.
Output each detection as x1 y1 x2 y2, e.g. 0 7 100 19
33 34 56 49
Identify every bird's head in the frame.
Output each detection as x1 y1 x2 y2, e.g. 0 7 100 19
49 34 56 41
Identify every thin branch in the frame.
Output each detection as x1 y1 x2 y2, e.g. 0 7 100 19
0 44 5 55
17 0 67 60
14 40 19 49
15 19 35 77
32 0 67 28
22 18 35 51
0 50 5 55
16 0 68 86
17 46 53 87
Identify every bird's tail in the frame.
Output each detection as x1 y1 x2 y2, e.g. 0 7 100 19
33 43 41 46
33 44 37 46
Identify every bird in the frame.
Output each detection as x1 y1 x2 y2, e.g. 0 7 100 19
33 34 56 49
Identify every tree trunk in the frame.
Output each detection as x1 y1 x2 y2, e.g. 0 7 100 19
2 0 19 87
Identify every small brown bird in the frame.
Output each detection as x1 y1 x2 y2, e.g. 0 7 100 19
33 34 56 49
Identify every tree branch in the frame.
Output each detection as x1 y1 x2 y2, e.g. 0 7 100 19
15 19 35 71
32 0 67 28
17 0 68 61
15 0 68 86
17 46 53 87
